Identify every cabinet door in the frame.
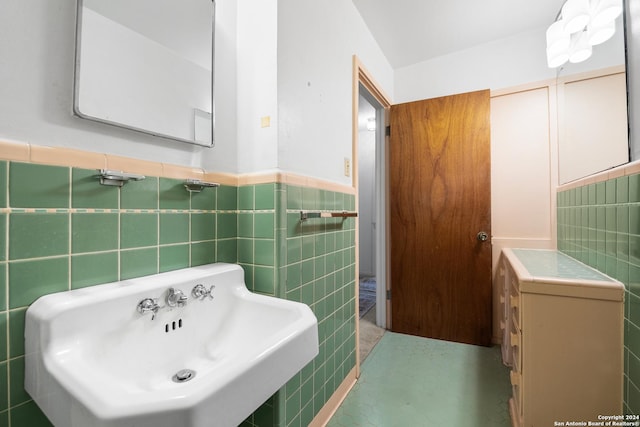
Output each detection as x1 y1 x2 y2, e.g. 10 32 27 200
491 88 552 240
522 293 623 425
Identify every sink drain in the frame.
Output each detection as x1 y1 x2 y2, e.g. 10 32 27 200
172 369 196 383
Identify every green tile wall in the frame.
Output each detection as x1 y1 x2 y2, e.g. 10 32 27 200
0 161 236 425
0 159 357 427
558 173 640 415
238 183 357 427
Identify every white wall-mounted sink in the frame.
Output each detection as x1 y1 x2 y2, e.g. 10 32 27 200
25 263 319 427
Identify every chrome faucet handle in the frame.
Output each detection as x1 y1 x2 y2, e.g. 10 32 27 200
137 298 160 320
191 284 215 300
166 288 188 308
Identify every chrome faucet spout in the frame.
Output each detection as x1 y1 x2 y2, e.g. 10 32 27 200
167 288 188 308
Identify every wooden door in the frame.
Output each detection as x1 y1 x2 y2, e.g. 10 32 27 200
389 90 492 346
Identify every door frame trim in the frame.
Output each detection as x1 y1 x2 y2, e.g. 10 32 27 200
352 56 392 377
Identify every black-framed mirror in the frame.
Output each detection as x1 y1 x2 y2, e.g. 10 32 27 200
73 0 215 147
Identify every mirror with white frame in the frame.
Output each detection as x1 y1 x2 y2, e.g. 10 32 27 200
73 0 215 147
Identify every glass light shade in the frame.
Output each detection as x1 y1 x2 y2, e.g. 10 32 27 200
547 45 569 68
546 20 571 53
587 19 616 45
562 0 591 33
568 31 593 63
590 0 623 27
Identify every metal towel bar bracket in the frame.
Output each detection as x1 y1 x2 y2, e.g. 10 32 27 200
97 169 145 187
184 179 220 193
300 211 358 221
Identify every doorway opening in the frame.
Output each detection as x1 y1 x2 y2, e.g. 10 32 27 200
352 57 391 368
357 88 385 362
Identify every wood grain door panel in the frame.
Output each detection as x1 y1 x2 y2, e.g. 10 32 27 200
390 90 492 346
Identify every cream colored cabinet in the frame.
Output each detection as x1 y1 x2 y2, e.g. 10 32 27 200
498 248 624 427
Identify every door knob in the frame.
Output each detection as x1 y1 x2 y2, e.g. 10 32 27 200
477 231 489 242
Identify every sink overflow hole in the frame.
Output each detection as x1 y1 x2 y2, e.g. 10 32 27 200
165 318 183 333
172 369 196 383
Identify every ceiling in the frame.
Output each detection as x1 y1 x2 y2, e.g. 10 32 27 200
84 0 566 72
351 0 566 69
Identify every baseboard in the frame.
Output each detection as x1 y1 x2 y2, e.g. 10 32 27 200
309 366 357 427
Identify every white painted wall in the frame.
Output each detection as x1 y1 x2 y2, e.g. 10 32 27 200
394 20 625 104
211 0 394 179
233 0 278 174
276 0 393 185
394 28 551 104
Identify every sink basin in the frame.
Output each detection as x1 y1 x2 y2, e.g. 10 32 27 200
25 263 318 427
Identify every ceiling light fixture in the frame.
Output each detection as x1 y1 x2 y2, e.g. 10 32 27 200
591 0 624 26
545 0 622 68
568 31 593 63
562 0 592 33
587 19 616 45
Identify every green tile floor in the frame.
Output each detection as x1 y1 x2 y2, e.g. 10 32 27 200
327 332 512 427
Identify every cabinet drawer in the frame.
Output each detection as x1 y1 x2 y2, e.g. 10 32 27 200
510 294 520 329
510 326 521 373
510 370 523 422
499 293 507 326
510 330 520 349
510 277 519 297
